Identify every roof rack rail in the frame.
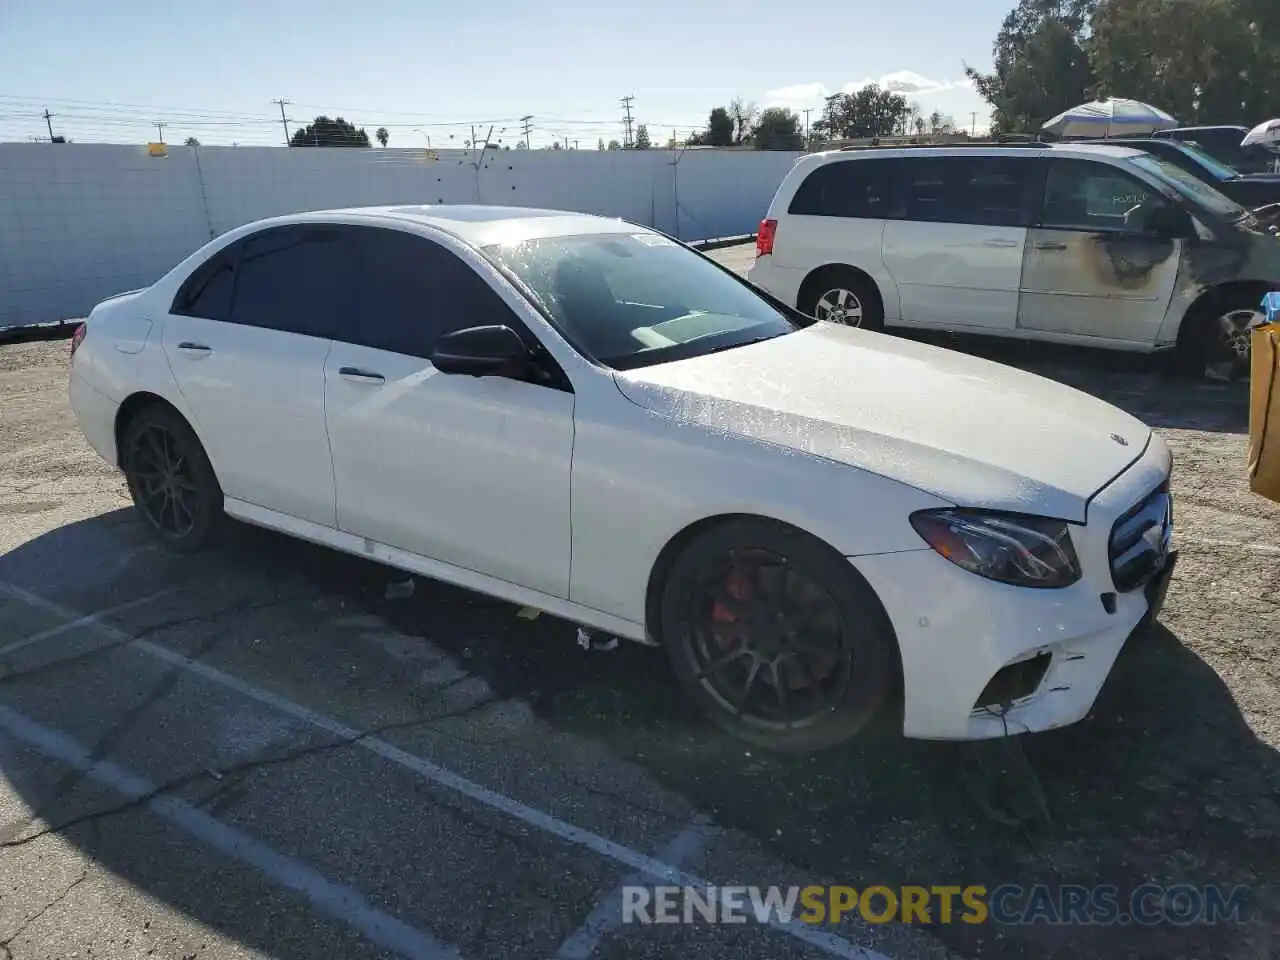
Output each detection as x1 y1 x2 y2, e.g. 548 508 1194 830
836 140 1052 151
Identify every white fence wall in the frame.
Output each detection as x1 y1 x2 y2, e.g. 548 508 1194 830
0 143 801 328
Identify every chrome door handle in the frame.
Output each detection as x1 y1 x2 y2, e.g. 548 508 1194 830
177 341 211 354
338 367 385 384
1034 241 1068 251
983 238 1019 248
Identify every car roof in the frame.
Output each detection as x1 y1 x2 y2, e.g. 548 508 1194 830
240 204 642 247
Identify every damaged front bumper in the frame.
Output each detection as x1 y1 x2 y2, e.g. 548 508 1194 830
851 434 1175 741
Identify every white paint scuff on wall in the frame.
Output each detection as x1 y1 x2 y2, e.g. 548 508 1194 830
0 144 802 328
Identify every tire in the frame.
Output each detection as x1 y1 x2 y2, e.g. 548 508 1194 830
658 518 896 753
1176 292 1261 382
798 268 884 331
120 403 224 552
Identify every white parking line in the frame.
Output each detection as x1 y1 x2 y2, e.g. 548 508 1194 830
0 581 892 960
554 816 713 959
0 586 178 658
0 701 462 960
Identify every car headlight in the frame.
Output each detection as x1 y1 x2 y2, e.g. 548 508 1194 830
909 509 1082 588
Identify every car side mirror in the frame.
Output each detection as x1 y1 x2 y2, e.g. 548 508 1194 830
431 324 531 377
1146 204 1192 238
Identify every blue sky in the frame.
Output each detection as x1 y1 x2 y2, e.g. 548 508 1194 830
0 0 1006 147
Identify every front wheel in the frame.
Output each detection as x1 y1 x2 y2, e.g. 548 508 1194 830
1178 295 1261 381
121 404 224 552
659 518 896 753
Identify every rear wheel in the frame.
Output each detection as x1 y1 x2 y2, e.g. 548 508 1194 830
121 404 223 552
798 269 884 331
659 518 896 753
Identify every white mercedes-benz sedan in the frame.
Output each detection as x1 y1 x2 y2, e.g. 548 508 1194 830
68 204 1176 752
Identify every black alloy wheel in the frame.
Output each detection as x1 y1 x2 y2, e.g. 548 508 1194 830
660 519 895 753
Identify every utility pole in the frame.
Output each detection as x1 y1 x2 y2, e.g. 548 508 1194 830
620 95 635 148
971 112 977 137
520 115 533 150
272 98 292 145
42 108 55 141
803 108 812 143
470 124 477 149
154 122 166 144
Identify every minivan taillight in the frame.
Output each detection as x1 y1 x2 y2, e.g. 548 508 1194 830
756 219 777 257
69 322 86 358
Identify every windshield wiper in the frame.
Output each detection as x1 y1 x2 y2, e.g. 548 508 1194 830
699 335 779 356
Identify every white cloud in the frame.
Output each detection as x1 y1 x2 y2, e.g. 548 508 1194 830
763 71 990 133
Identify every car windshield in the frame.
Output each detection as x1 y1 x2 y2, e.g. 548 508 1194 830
482 231 803 370
1130 154 1249 221
1174 140 1242 180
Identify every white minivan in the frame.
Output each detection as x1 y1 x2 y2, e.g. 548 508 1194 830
748 143 1280 379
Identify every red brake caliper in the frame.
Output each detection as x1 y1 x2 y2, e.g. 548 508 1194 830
711 567 751 641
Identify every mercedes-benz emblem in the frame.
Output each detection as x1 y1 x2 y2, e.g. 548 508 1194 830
1111 433 1129 446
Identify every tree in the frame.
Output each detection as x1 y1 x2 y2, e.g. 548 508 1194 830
728 98 759 145
184 136 200 147
753 107 804 150
375 127 389 147
289 116 371 147
964 0 1097 134
598 138 606 150
607 139 622 150
1090 0 1279 124
702 107 735 146
813 84 911 139
634 124 651 149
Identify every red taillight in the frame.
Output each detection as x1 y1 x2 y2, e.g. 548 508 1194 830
756 218 777 257
69 323 86 358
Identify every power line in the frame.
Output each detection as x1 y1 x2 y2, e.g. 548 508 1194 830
272 98 292 146
619 95 634 148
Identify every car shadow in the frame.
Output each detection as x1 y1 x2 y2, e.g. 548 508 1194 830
898 330 1251 435
0 506 1273 960
279 528 1276 960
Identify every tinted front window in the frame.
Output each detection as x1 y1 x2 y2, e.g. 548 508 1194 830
230 227 353 338
789 159 891 218
896 156 1035 227
484 232 801 370
347 228 516 358
1129 155 1246 221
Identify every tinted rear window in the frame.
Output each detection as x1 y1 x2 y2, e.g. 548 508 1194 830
230 227 353 339
896 156 1037 227
788 159 892 218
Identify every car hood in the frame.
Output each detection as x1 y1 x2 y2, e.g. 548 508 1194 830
612 324 1151 522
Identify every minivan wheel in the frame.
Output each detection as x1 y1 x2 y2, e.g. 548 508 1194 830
659 518 895 753
1179 295 1261 381
799 269 884 331
121 404 223 552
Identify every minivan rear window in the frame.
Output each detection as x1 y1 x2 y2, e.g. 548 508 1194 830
789 159 892 219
